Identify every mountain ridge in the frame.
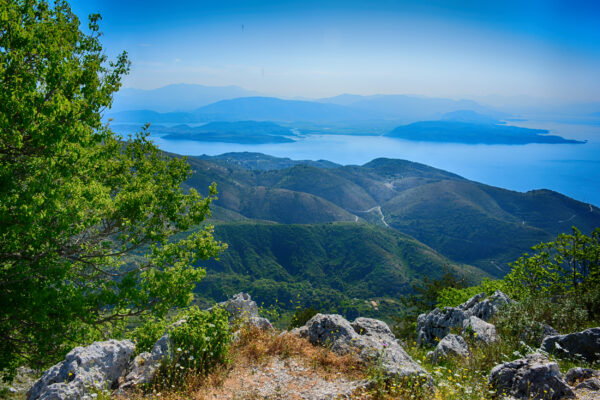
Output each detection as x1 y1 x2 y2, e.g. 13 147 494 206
183 152 600 276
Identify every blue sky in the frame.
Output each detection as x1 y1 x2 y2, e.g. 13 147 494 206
70 0 600 102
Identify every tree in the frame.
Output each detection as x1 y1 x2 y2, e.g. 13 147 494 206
504 227 600 317
0 0 225 376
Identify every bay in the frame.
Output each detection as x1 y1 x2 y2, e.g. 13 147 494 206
145 120 600 207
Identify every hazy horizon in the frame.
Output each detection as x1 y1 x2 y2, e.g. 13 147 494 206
70 0 600 103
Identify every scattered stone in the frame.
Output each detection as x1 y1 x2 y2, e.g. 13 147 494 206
305 314 431 385
575 378 600 391
564 367 599 386
541 327 600 363
27 339 135 400
462 315 499 344
426 334 470 363
488 353 574 400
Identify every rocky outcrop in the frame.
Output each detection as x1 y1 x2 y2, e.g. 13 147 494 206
304 314 431 384
218 292 273 329
416 307 467 346
416 291 511 346
27 340 135 400
541 327 600 363
488 353 575 400
467 290 512 321
426 334 469 363
462 315 499 344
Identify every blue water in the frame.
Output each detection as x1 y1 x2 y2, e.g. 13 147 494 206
146 120 600 207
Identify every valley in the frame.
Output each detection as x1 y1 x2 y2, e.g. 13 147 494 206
174 152 600 322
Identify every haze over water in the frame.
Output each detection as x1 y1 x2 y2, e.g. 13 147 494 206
148 121 600 208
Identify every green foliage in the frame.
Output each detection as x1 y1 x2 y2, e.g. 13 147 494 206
288 307 319 330
0 0 225 376
504 227 600 318
186 153 600 277
436 278 507 308
393 269 468 340
495 295 589 346
152 307 231 390
129 317 170 355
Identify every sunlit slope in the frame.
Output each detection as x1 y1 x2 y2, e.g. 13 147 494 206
184 153 600 276
194 222 486 308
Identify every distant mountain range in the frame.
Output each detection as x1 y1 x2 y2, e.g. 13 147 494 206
110 84 261 113
106 85 586 144
183 153 600 278
317 94 509 121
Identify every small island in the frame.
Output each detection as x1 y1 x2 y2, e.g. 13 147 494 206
386 121 585 145
161 121 297 144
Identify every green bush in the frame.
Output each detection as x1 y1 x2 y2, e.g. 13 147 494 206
129 306 231 391
167 306 231 374
495 294 589 345
504 227 600 316
436 278 507 308
288 307 319 330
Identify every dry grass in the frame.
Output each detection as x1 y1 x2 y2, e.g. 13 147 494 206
114 325 367 400
234 325 366 379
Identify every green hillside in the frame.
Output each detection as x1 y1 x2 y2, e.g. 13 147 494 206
192 222 487 322
184 153 600 276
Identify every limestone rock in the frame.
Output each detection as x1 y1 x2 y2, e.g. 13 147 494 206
119 352 157 389
289 325 309 338
416 291 512 346
416 307 467 346
217 293 273 330
462 315 499 344
27 339 135 400
468 290 512 321
351 317 395 339
564 367 599 386
458 292 486 311
218 292 260 323
305 314 431 384
426 334 470 364
250 316 274 330
541 327 600 363
488 353 575 400
575 378 600 391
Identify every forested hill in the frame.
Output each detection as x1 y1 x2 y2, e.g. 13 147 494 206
184 153 600 277
191 222 486 321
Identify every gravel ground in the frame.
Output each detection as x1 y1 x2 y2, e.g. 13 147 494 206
200 357 367 399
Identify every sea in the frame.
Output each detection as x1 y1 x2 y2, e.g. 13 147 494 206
144 120 600 208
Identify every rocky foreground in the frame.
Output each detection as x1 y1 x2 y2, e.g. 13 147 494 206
14 293 600 399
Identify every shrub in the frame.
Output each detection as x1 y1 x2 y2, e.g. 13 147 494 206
436 278 507 308
129 317 170 354
128 306 232 392
288 307 319 330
